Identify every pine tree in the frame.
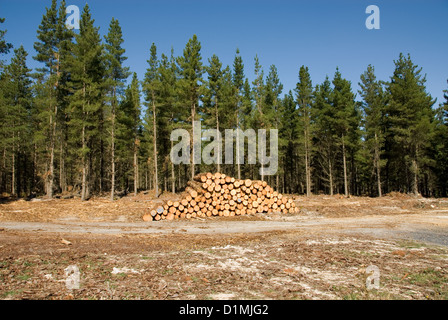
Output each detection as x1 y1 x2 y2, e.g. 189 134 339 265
332 68 358 197
143 43 160 197
0 18 11 188
160 50 181 193
0 70 6 191
118 72 141 195
359 64 387 196
442 81 448 122
312 76 337 195
0 17 13 66
68 4 105 201
104 17 130 200
433 80 448 196
295 65 313 196
251 55 266 180
238 77 253 178
386 53 436 195
279 91 299 193
203 54 225 173
2 46 32 195
252 55 265 128
232 48 245 179
33 0 72 197
177 35 203 180
265 64 282 185
220 66 236 174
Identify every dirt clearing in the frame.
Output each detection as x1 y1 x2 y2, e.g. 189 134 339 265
1 193 448 300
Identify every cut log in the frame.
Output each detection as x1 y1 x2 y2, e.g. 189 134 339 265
149 172 298 221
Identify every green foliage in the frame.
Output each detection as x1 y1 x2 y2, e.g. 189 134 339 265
332 68 358 142
117 72 141 174
251 55 265 128
104 18 130 90
358 64 387 195
0 0 446 198
68 3 105 141
265 64 283 129
0 46 32 194
203 54 234 129
295 65 313 195
177 34 204 118
385 53 436 194
0 17 13 63
66 4 105 199
433 80 448 196
312 76 338 194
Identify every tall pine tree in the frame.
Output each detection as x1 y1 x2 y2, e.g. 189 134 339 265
2 46 32 195
386 53 436 195
359 64 387 196
332 68 358 197
313 76 337 195
104 17 130 200
143 43 160 197
68 4 104 201
118 72 141 195
433 80 448 196
177 35 203 180
232 48 245 179
295 66 313 196
33 0 73 198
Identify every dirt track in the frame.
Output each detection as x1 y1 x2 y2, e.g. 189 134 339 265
1 194 448 300
1 211 448 246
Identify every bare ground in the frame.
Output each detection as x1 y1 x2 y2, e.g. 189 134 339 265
1 193 448 300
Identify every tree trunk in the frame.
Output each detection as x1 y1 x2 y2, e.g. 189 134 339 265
48 53 60 199
81 82 87 201
110 119 115 201
11 141 15 196
329 157 334 196
110 85 117 201
191 102 195 180
342 134 349 197
2 147 6 192
236 122 241 180
412 158 419 195
134 139 138 196
171 139 175 193
304 127 311 197
46 103 56 199
145 163 148 190
374 132 382 197
81 123 87 201
152 99 159 197
33 143 38 193
59 137 66 193
215 97 221 173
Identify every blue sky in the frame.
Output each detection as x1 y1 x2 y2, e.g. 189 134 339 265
1 0 447 105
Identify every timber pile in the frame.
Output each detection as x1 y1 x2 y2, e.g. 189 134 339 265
143 172 298 221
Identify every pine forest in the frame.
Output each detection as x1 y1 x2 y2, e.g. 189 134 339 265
1 1 448 201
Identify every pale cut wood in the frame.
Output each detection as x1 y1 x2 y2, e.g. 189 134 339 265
166 212 174 220
149 172 297 221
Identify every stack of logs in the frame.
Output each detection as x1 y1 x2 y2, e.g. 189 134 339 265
143 172 298 221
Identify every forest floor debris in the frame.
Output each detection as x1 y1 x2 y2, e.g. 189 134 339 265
1 193 448 300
